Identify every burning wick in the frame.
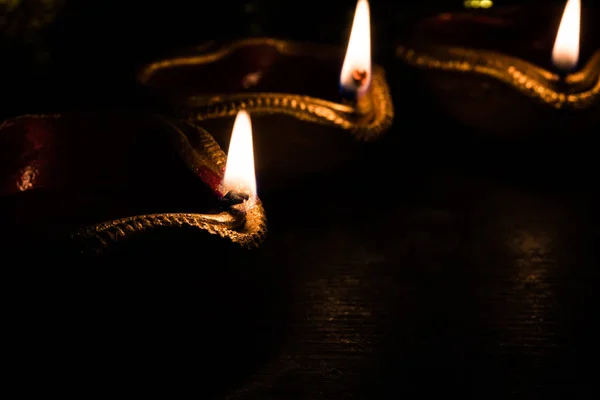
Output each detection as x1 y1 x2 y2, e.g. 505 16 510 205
340 0 372 115
222 110 257 211
220 190 249 208
342 68 372 116
352 69 369 89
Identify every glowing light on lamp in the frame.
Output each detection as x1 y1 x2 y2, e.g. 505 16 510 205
463 0 493 8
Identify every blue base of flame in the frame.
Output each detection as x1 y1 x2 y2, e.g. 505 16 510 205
339 85 358 102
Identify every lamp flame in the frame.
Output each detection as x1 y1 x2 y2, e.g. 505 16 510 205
340 0 372 95
551 0 580 72
223 110 257 206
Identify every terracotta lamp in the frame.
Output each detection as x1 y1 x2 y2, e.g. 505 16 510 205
137 0 393 183
396 0 599 137
0 112 266 256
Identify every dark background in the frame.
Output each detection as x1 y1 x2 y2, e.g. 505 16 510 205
2 1 599 398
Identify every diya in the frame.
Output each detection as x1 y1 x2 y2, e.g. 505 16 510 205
137 0 393 183
396 0 600 137
0 111 266 257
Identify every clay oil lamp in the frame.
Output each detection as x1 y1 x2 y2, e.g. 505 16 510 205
137 0 393 183
0 111 266 256
396 0 599 137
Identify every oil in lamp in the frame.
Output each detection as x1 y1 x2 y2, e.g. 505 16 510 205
137 0 394 183
0 111 266 256
396 0 600 137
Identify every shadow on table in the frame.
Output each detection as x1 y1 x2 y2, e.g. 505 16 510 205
4 231 290 397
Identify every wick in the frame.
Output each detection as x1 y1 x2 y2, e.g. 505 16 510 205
220 190 249 207
557 68 568 81
555 70 570 96
352 69 368 89
340 69 372 116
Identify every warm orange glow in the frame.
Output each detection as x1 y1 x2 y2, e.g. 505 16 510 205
223 110 257 206
552 0 580 72
340 0 371 95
